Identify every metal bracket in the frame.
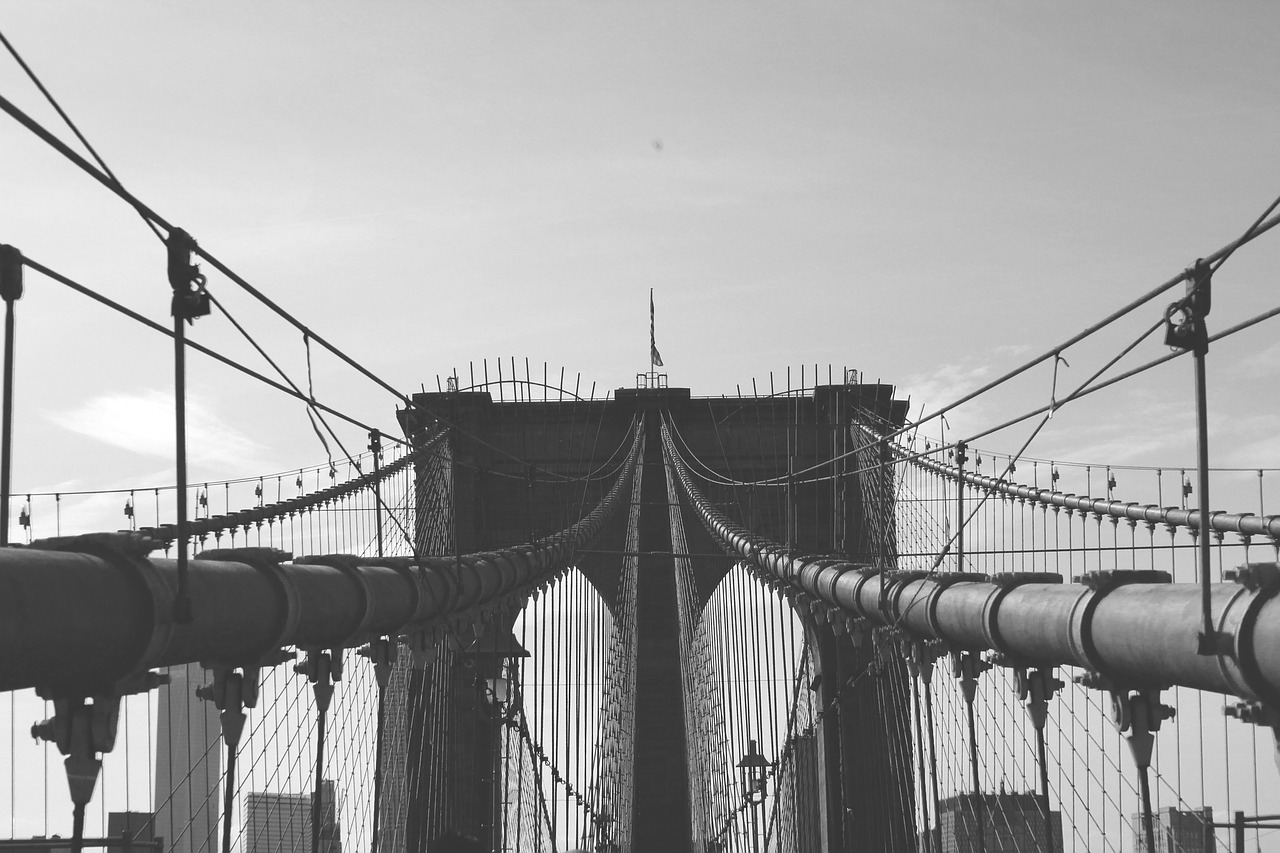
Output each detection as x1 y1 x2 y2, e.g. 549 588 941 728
1069 570 1171 682
1110 687 1175 770
194 663 274 755
985 573 1063 665
295 648 343 715
902 638 945 686
1224 701 1280 773
1013 666 1064 732
31 670 167 821
358 636 400 691
951 649 992 704
1072 569 1171 591
1163 258 1211 353
166 227 210 322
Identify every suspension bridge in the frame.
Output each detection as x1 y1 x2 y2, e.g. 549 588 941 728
2 24 1280 853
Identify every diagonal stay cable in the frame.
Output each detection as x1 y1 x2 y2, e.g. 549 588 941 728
208 291 364 468
891 316 1164 585
1211 190 1280 274
0 90 597 486
0 57 645 499
846 297 1280 486
21 255 407 444
833 315 1168 629
768 218 1280 486
0 89 411 407
206 293 417 552
960 299 1280 446
0 27 165 244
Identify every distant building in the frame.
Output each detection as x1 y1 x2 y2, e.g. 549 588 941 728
937 792 1063 853
246 780 342 853
107 812 156 846
1130 807 1213 853
153 663 222 853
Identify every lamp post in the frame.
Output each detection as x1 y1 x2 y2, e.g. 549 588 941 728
463 631 530 850
737 740 772 853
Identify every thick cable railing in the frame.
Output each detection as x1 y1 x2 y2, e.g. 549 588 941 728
0 425 642 853
663 409 1280 853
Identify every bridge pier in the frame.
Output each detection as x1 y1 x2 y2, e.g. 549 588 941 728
393 381 914 851
632 404 695 851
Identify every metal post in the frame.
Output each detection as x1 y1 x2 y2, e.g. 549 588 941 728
173 313 191 620
1235 810 1245 853
166 228 208 624
1036 728 1053 853
370 430 384 558
966 699 984 853
1192 326 1214 642
1163 259 1216 651
956 651 988 853
1138 765 1156 853
923 679 941 853
312 706 326 853
955 441 967 571
0 244 23 548
911 673 931 853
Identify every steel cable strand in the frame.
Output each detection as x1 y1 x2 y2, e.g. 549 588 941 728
0 429 641 699
842 297 1280 494
19 256 407 445
665 414 785 488
761 641 811 849
850 307 1166 581
138 431 444 547
0 90 416 408
837 230 1280 474
663 420 1280 706
882 424 1280 542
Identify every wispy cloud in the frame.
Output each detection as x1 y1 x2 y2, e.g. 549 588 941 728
48 390 265 469
896 361 996 440
1235 341 1280 377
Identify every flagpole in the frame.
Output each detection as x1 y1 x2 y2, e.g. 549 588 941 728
649 287 655 386
649 288 663 386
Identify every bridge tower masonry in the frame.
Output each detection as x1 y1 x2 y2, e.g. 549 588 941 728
396 380 912 852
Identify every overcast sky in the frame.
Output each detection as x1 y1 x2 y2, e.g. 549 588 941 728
3 5 1280 844
2 2 1279 526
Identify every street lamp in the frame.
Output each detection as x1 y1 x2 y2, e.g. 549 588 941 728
463 630 530 721
462 630 531 852
737 740 772 853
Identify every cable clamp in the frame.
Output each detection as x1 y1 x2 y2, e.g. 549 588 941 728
31 670 168 816
295 648 343 716
950 649 992 704
1111 687 1175 771
166 227 210 322
1163 258 1211 352
195 665 261 755
1012 666 1064 732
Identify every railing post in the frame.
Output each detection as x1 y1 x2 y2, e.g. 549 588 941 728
166 227 210 623
0 244 23 547
953 649 990 853
369 429 385 557
1163 259 1220 654
954 441 967 572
